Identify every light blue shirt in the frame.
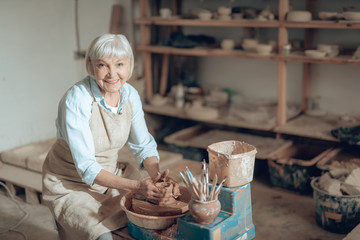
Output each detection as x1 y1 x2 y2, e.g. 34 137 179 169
55 76 159 185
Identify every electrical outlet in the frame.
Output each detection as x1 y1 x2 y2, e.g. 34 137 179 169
74 50 86 60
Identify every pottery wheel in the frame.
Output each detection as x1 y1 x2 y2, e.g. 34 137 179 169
131 169 189 216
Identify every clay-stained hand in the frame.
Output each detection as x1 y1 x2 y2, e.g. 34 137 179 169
136 178 164 202
152 169 170 183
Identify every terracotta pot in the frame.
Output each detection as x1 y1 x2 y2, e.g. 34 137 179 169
189 199 221 225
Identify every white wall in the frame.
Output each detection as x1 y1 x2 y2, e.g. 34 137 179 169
0 0 133 151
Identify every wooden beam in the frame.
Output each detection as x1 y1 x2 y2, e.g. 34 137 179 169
276 0 289 125
278 0 289 54
277 60 287 125
109 5 122 34
301 63 311 111
159 54 170 96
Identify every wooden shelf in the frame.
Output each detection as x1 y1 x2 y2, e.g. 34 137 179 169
274 113 360 145
135 18 360 29
137 45 279 60
136 0 360 144
135 17 279 28
282 53 360 66
143 104 277 131
136 45 360 66
283 20 360 29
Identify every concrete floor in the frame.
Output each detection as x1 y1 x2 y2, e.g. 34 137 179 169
0 177 348 240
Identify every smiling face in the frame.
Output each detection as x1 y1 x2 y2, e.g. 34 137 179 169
92 57 130 96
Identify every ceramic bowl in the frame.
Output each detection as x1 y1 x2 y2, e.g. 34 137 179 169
160 8 172 18
243 38 258 46
185 105 219 121
197 11 212 20
149 94 168 106
232 13 244 20
305 49 327 58
241 39 258 52
318 11 338 20
317 44 340 57
242 43 257 52
343 11 360 21
256 44 273 55
218 6 231 16
221 39 235 51
287 11 312 22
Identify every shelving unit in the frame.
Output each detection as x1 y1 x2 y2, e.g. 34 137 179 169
135 0 360 144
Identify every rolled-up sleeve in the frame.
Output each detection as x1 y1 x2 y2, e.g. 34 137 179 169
56 81 103 185
126 86 159 167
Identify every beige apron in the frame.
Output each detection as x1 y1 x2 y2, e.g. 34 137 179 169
42 92 139 240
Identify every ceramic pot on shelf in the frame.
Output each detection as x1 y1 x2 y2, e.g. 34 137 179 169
188 199 221 225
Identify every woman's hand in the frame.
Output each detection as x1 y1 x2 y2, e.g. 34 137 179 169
136 178 164 203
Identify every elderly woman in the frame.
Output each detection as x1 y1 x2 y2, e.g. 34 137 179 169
42 33 163 240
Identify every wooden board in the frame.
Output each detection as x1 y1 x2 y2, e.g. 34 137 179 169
110 5 122 34
0 163 42 192
275 113 360 145
0 138 56 172
143 104 277 131
164 125 292 159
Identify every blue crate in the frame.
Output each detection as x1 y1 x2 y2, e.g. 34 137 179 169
127 183 255 240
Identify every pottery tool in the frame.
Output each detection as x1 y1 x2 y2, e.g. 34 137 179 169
209 174 217 201
179 165 226 202
214 177 227 199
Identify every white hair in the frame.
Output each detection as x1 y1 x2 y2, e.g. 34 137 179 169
85 33 134 79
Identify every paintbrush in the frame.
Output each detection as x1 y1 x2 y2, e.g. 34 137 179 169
214 177 227 199
180 170 200 200
209 173 217 201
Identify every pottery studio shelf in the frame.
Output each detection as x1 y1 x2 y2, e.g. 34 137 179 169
283 20 360 29
137 46 360 66
274 113 360 145
136 0 360 146
143 104 277 131
135 17 280 28
135 18 360 29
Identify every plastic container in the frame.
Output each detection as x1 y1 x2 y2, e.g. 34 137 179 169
311 177 360 234
267 144 332 193
207 140 257 187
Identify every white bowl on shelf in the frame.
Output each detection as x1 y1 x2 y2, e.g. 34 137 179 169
232 13 244 20
243 38 258 46
318 11 338 20
221 39 235 51
255 44 273 55
317 44 340 57
197 10 212 20
242 43 257 52
343 11 360 21
305 49 327 58
149 94 168 106
218 6 231 16
185 105 219 121
287 11 312 22
241 39 258 52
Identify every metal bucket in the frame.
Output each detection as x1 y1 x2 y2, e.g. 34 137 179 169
207 140 257 187
311 177 360 234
